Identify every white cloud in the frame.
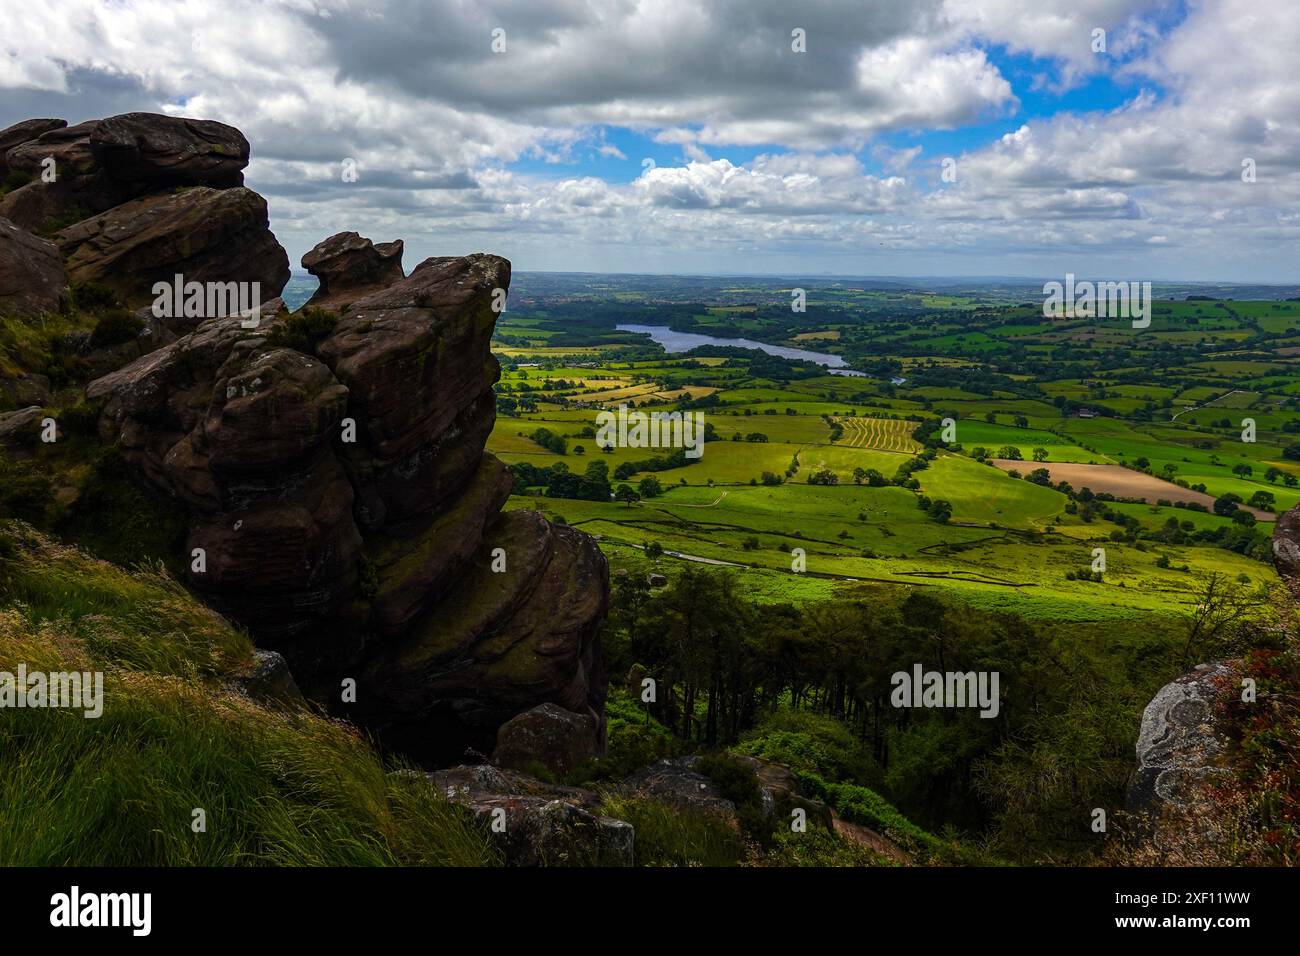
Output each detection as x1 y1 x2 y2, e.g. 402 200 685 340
0 0 1296 279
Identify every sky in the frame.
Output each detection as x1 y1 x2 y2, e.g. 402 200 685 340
1 0 1297 282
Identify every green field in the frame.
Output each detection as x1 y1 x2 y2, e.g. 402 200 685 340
488 288 1296 628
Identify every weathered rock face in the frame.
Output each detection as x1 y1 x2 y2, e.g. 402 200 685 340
1123 503 1300 850
492 702 601 776
88 113 248 188
302 232 405 312
57 187 289 308
0 113 252 235
89 250 609 772
0 217 69 316
0 119 66 179
1127 661 1234 815
1272 503 1300 598
423 765 633 866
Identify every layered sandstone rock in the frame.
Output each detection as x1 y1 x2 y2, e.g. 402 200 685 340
0 216 69 316
302 231 405 312
0 113 251 236
0 118 66 179
88 113 249 187
0 110 607 773
88 250 609 771
56 187 289 309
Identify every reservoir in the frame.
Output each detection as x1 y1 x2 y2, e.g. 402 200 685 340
616 324 867 376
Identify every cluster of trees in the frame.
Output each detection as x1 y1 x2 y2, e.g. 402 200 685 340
851 467 888 487
509 459 612 500
604 566 1281 857
612 449 699 481
527 427 568 455
1059 489 1273 562
915 495 953 523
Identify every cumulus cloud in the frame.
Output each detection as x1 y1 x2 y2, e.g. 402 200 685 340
0 0 1295 279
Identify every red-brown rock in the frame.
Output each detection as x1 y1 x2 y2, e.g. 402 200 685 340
56 186 290 307
0 216 69 316
302 232 404 312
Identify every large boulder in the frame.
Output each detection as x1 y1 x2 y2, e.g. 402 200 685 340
56 186 290 308
0 113 250 234
1 121 139 232
492 702 602 776
301 232 405 312
0 217 68 316
0 118 67 179
1128 661 1234 812
88 113 248 188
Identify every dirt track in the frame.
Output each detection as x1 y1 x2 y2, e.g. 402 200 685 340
989 460 1272 520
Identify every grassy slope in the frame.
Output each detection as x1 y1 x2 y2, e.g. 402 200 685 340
0 522 498 866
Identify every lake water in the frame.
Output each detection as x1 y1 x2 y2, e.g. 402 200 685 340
616 324 867 376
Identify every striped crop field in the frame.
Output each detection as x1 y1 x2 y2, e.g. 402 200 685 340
836 417 922 453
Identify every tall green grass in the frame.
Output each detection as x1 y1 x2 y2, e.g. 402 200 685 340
0 522 499 866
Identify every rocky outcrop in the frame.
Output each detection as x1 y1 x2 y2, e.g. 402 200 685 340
734 755 835 830
302 232 405 312
1122 502 1300 850
88 248 608 771
0 119 66 180
0 405 46 450
0 113 251 236
88 113 248 188
1127 661 1234 815
0 217 69 316
424 764 633 866
1272 503 1300 598
56 187 289 309
0 111 606 773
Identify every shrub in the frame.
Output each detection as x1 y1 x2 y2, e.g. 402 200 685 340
597 794 744 867
264 306 339 354
89 308 145 349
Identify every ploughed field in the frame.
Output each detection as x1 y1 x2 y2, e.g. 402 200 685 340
988 460 1273 520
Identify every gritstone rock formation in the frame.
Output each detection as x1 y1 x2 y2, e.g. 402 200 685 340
301 231 405 312
0 113 251 237
0 216 69 317
82 244 608 768
2 110 608 772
